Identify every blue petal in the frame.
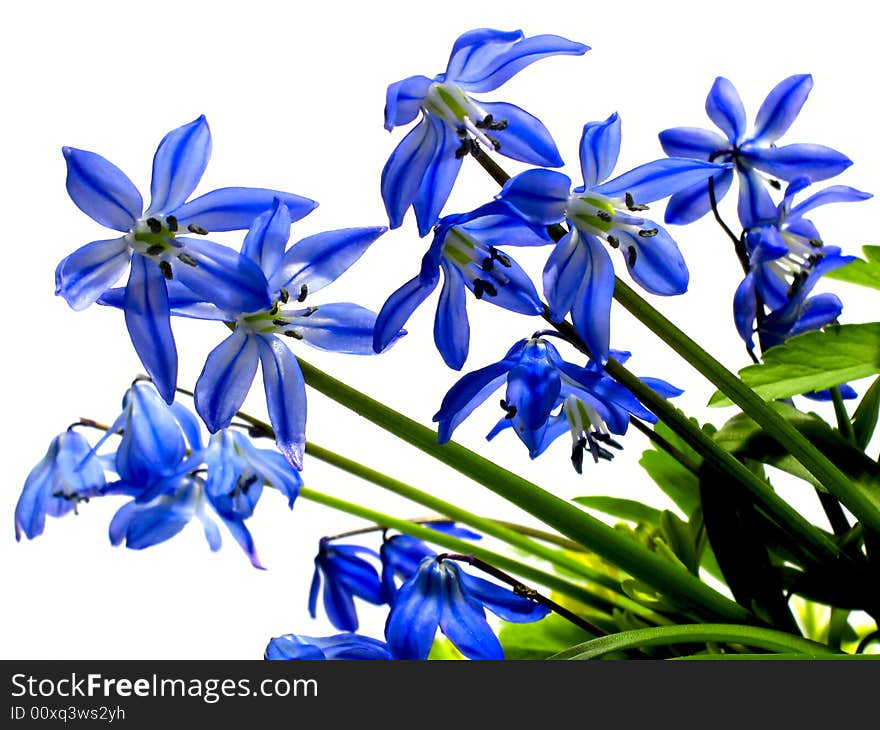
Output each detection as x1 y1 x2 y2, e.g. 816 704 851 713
613 225 689 295
55 236 131 310
658 127 728 160
579 112 621 189
448 32 588 92
752 74 813 143
295 302 395 354
743 143 852 183
234 436 302 508
570 236 615 364
173 236 272 315
733 272 758 349
241 199 291 276
466 252 543 316
218 514 264 569
257 335 306 470
593 158 730 205
454 209 552 247
110 483 197 550
438 563 502 659
460 571 550 622
170 402 205 452
385 559 442 660
506 341 561 430
705 77 746 143
414 117 462 236
498 168 570 225
479 100 564 167
265 634 391 660
173 188 318 231
195 329 260 432
273 227 387 296
147 115 212 216
789 185 872 220
543 228 588 322
736 169 778 228
308 564 321 619
62 147 142 231
434 263 470 370
663 168 733 225
443 29 524 82
123 255 177 403
639 376 684 401
384 75 432 130
787 293 843 336
373 270 440 354
381 118 435 230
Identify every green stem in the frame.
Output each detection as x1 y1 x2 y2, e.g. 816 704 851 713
306 441 670 625
831 386 857 443
549 623 838 660
297 357 752 623
299 486 610 627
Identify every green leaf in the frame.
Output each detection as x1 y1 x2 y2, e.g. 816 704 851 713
497 613 595 660
824 245 880 291
573 496 662 526
853 376 880 450
709 323 880 406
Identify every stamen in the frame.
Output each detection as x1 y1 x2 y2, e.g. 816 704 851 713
159 260 173 280
481 257 494 272
146 218 162 234
272 318 288 326
638 228 658 238
625 192 649 212
279 288 290 304
473 279 498 299
177 252 198 267
166 215 178 233
187 224 209 235
627 246 638 268
301 306 318 317
490 247 511 267
297 284 308 303
606 234 620 249
571 437 586 474
283 330 303 339
597 210 613 223
145 243 165 256
499 399 517 419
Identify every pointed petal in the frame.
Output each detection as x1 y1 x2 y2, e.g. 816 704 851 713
295 302 391 354
579 113 621 189
273 227 387 296
498 168 570 225
478 101 564 167
733 272 758 349
218 515 264 569
753 74 813 143
455 210 552 247
62 147 142 231
322 576 360 632
705 77 746 143
663 169 733 225
543 228 588 321
234 436 302 508
570 236 615 364
381 118 435 230
173 188 318 231
123 255 177 403
257 336 306 470
241 199 291 275
468 252 542 315
789 185 872 220
459 572 550 622
433 263 470 370
147 115 212 215
736 169 778 228
170 402 205 452
788 293 843 336
438 565 501 659
373 271 440 354
55 236 131 310
614 225 689 296
384 75 432 130
744 143 852 183
414 117 462 236
195 329 260 432
385 560 442 660
658 127 728 160
444 29 523 82
593 158 730 205
506 349 560 430
308 565 321 618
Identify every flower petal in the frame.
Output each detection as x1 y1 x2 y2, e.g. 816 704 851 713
295 302 393 354
373 270 440 354
147 115 212 216
658 127 728 160
593 158 730 205
705 77 746 143
663 168 734 225
123 255 177 403
614 225 689 296
434 263 470 370
479 100 564 167
459 572 550 622
736 169 778 228
241 198 291 276
789 185 872 220
570 236 615 364
579 113 621 189
257 335 306 470
498 168 570 225
444 28 523 82
195 329 260 433
55 236 131 311
173 188 318 232
413 117 462 236
62 147 142 231
733 272 758 350
385 559 442 660
381 118 435 231
752 74 813 143
743 143 852 183
384 75 433 130
543 228 588 322
438 565 501 660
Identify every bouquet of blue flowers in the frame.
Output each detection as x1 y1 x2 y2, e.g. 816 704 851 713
10 10 880 664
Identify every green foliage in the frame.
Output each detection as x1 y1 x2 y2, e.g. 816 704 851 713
497 613 595 660
825 245 880 291
853 376 880 450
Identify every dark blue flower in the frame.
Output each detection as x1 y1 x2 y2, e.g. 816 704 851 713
265 633 393 660
499 113 725 363
15 430 106 541
309 538 384 632
659 75 852 227
384 556 549 660
55 116 317 402
382 28 589 236
373 203 548 369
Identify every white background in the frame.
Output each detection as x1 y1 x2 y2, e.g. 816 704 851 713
1 0 877 659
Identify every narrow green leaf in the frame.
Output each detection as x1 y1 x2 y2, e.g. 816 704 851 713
709 323 880 406
497 613 595 660
573 496 662 526
825 245 880 291
853 376 880 450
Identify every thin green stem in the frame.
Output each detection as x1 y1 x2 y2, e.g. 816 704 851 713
297 356 752 623
628 417 700 475
831 386 857 443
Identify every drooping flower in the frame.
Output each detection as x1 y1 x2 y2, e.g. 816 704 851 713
265 633 393 660
382 28 589 236
15 430 106 541
309 538 384 632
372 203 549 369
659 75 852 227
499 113 726 363
55 116 317 402
384 556 549 660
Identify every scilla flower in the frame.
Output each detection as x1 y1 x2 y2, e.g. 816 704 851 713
382 28 588 235
309 538 384 632
265 633 393 660
55 116 317 402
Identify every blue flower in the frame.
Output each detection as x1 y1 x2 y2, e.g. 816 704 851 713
384 556 549 660
499 113 725 363
265 633 393 660
733 177 868 353
373 203 549 369
55 116 317 402
15 430 106 541
309 538 384 632
659 75 852 227
382 28 589 236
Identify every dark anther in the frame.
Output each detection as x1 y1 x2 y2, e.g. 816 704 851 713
455 137 479 158
606 234 620 248
638 228 658 238
237 473 259 493
597 210 613 222
481 257 494 272
489 247 512 267
177 252 198 267
473 278 498 300
499 399 517 419
279 288 290 304
166 215 178 232
810 238 824 248
187 224 209 235
625 192 649 211
301 306 318 317
272 318 288 326
297 284 308 303
145 243 165 257
269 301 281 315
768 179 782 190
571 437 587 474
592 431 623 451
475 114 508 131
146 217 162 233
456 126 469 139
159 260 173 280
627 246 638 268
283 330 303 339
488 135 501 151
